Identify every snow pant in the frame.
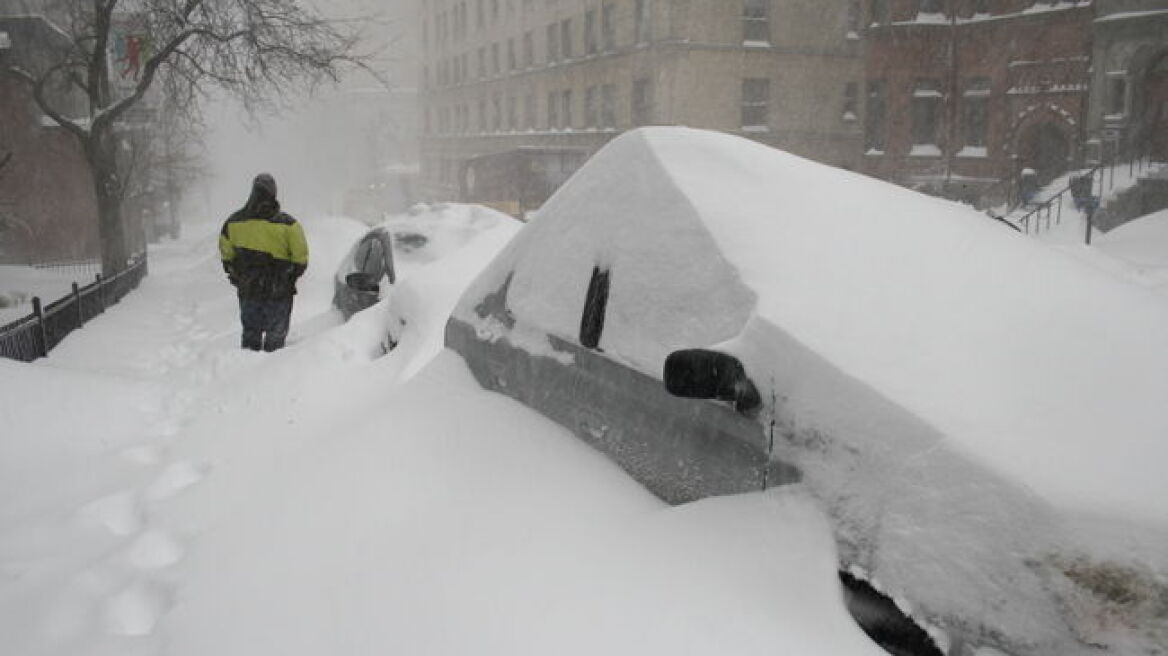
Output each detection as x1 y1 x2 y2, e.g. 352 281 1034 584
239 297 293 352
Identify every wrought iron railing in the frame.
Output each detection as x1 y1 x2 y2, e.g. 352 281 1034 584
0 254 148 362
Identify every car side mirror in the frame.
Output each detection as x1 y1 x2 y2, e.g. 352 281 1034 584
345 272 380 293
663 349 761 413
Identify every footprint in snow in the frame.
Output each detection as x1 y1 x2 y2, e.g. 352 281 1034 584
146 461 210 502
125 530 184 571
103 581 169 637
80 492 143 537
121 444 166 466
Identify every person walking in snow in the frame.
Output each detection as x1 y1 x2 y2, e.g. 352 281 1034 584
219 173 309 351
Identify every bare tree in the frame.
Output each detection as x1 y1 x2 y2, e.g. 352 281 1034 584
3 0 372 275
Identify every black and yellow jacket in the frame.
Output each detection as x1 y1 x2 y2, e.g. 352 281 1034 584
219 189 308 300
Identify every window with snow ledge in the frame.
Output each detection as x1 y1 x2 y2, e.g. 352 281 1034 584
910 144 943 157
962 77 990 151
742 0 769 44
741 78 770 131
956 146 988 158
1105 73 1128 118
911 79 942 150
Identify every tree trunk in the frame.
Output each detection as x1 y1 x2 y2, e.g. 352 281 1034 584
89 133 128 277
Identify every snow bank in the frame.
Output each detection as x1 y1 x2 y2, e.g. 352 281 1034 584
4 200 883 656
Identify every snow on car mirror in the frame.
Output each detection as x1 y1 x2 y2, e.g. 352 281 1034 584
663 349 761 414
345 272 380 293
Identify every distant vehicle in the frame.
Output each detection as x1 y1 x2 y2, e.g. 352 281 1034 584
333 226 395 320
446 128 1168 656
460 147 589 218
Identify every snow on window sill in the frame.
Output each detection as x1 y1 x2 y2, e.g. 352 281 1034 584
956 146 988 158
741 125 770 133
742 40 772 48
915 12 948 24
910 144 943 157
865 148 886 156
842 111 858 122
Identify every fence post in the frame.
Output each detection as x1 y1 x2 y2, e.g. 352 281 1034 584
72 282 83 329
95 274 105 312
32 297 48 358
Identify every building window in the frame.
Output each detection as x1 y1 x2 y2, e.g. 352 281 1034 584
846 0 861 36
918 0 943 15
632 77 652 125
584 86 598 126
547 23 559 62
507 38 516 70
843 81 858 120
741 78 770 130
870 0 889 25
491 0 499 23
476 0 484 29
962 78 990 150
561 19 573 58
585 10 598 54
911 79 943 152
477 99 486 132
635 0 651 44
548 91 559 128
523 31 534 67
1106 73 1128 117
491 42 500 74
562 89 574 128
601 84 617 127
492 96 502 131
865 79 886 152
525 94 537 129
602 3 617 51
477 47 486 78
743 0 770 44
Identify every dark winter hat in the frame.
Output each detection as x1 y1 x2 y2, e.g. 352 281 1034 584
253 173 277 198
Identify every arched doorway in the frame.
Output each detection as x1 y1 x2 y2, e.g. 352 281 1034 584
1140 50 1168 161
1018 121 1071 185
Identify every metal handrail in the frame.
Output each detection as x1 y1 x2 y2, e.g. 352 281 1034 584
1016 165 1101 234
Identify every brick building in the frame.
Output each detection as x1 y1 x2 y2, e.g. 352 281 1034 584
417 0 865 212
0 15 98 264
862 0 1093 204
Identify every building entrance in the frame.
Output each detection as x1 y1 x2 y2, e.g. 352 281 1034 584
1018 122 1071 185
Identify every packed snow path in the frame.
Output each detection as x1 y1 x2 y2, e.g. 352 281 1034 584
0 214 882 656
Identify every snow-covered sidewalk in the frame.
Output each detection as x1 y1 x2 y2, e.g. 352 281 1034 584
0 213 880 656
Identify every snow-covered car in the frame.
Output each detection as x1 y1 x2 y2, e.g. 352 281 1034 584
333 225 396 320
445 128 1168 655
334 204 524 321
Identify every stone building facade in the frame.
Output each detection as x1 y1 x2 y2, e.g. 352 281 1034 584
1087 0 1168 163
862 0 1093 203
417 0 865 211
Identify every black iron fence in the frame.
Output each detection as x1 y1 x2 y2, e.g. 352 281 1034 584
0 254 148 362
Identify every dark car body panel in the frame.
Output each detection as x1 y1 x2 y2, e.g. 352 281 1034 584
445 317 800 504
